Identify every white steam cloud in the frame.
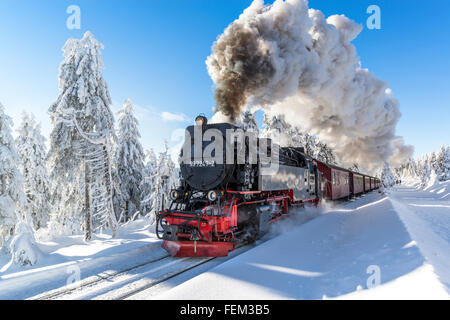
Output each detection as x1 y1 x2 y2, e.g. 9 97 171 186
206 0 413 172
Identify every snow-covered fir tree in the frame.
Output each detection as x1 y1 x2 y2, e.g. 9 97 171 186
398 158 418 179
7 221 41 266
381 162 396 189
429 152 438 175
156 143 178 213
348 163 361 173
315 142 338 165
0 103 25 246
420 160 430 187
436 145 450 181
47 31 117 237
142 142 178 223
113 99 145 222
299 132 317 156
238 111 259 134
261 114 338 165
15 112 51 230
140 149 158 215
261 114 309 149
396 145 450 184
261 114 291 146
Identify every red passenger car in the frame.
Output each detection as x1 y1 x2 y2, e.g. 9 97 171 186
316 162 350 200
364 176 371 192
352 173 364 195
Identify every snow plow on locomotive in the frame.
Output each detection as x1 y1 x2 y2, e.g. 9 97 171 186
156 116 379 257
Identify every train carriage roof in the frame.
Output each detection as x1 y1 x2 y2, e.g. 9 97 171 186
311 157 378 179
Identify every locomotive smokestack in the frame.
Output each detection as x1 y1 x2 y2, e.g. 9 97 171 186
195 115 208 126
206 0 413 171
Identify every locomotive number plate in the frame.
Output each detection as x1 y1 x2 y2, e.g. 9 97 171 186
189 160 215 167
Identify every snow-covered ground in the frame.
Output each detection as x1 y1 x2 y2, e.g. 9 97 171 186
1 181 449 300
0 218 165 299
155 182 450 300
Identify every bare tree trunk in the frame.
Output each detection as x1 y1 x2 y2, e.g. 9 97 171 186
104 143 118 237
85 161 92 241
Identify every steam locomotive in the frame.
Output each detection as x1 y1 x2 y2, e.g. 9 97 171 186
157 115 380 257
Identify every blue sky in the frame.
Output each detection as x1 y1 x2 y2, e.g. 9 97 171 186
0 0 449 158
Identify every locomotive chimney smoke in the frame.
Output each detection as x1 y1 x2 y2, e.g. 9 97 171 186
207 0 311 120
206 0 413 171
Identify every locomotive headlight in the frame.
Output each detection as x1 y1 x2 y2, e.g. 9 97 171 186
207 190 218 202
170 190 181 201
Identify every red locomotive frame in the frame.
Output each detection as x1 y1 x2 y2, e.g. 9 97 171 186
159 188 319 257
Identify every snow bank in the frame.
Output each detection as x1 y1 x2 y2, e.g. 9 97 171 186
1 221 43 272
9 222 42 267
0 217 163 299
424 170 439 191
156 191 449 300
390 184 450 292
337 264 447 300
426 179 449 200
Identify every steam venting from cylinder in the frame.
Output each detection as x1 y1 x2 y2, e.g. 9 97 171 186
206 0 413 172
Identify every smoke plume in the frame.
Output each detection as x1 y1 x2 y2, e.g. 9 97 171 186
206 0 413 172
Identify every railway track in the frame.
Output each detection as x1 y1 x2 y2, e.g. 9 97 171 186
30 243 252 300
31 254 171 300
115 256 216 300
110 241 267 300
